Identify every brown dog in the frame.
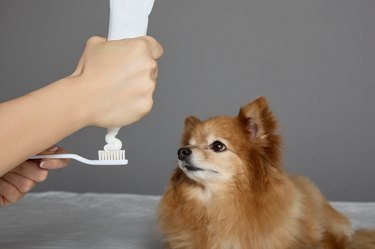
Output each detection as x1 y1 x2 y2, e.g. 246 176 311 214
158 97 375 249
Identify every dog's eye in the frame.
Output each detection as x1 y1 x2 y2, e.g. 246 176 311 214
210 141 226 152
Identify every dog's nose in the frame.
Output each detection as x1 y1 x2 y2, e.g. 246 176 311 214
178 147 192 161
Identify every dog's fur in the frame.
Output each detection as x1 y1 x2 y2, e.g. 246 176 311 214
158 97 375 249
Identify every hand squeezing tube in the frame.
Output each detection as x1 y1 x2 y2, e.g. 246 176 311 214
31 0 155 165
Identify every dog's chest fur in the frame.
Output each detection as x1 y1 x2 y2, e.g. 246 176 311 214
183 183 303 249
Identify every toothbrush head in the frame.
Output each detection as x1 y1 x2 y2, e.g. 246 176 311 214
98 150 126 161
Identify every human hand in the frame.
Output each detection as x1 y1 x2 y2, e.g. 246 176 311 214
0 146 69 206
70 36 163 128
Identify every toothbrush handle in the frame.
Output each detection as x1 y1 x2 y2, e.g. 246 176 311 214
30 154 75 160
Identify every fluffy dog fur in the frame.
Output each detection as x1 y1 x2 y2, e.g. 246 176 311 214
158 97 375 249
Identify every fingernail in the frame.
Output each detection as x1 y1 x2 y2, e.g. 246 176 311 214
47 145 58 152
39 160 51 169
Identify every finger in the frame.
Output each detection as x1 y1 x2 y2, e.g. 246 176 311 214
12 161 48 183
38 145 69 156
142 36 164 59
40 147 70 169
32 146 70 170
2 172 36 193
40 158 70 170
0 178 25 204
37 145 59 155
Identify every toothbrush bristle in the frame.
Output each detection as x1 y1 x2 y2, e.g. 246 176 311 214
98 150 126 161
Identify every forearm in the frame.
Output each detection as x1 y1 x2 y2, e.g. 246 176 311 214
0 76 88 176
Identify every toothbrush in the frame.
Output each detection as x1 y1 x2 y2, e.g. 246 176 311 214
30 0 155 166
30 152 126 166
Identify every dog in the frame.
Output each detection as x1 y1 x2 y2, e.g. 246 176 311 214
158 96 375 249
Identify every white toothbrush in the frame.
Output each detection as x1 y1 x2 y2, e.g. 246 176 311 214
30 0 155 166
30 152 127 166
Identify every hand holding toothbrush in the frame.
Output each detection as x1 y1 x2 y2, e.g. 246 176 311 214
0 146 69 206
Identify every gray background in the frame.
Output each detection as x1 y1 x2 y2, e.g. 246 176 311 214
0 0 374 201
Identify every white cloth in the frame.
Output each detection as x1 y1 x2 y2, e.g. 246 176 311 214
0 192 163 249
0 192 374 249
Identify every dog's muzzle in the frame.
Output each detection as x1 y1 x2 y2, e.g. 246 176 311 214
177 147 219 173
177 147 204 171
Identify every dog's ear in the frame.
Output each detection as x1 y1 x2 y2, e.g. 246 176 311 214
181 116 201 145
238 97 281 170
184 116 201 132
238 97 278 142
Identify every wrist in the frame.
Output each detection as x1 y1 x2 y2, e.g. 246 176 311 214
30 76 91 131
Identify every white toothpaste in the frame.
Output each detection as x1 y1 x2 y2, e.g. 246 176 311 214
104 127 122 151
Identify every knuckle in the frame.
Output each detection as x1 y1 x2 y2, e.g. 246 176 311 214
144 36 160 48
142 98 154 114
141 80 156 94
150 66 158 80
19 179 35 193
146 59 158 70
4 172 34 193
133 37 150 52
86 36 97 44
144 35 157 43
35 170 48 183
4 191 21 205
86 36 104 46
140 60 157 76
0 179 19 204
144 36 163 58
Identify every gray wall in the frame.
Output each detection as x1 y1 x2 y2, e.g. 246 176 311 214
0 0 374 201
